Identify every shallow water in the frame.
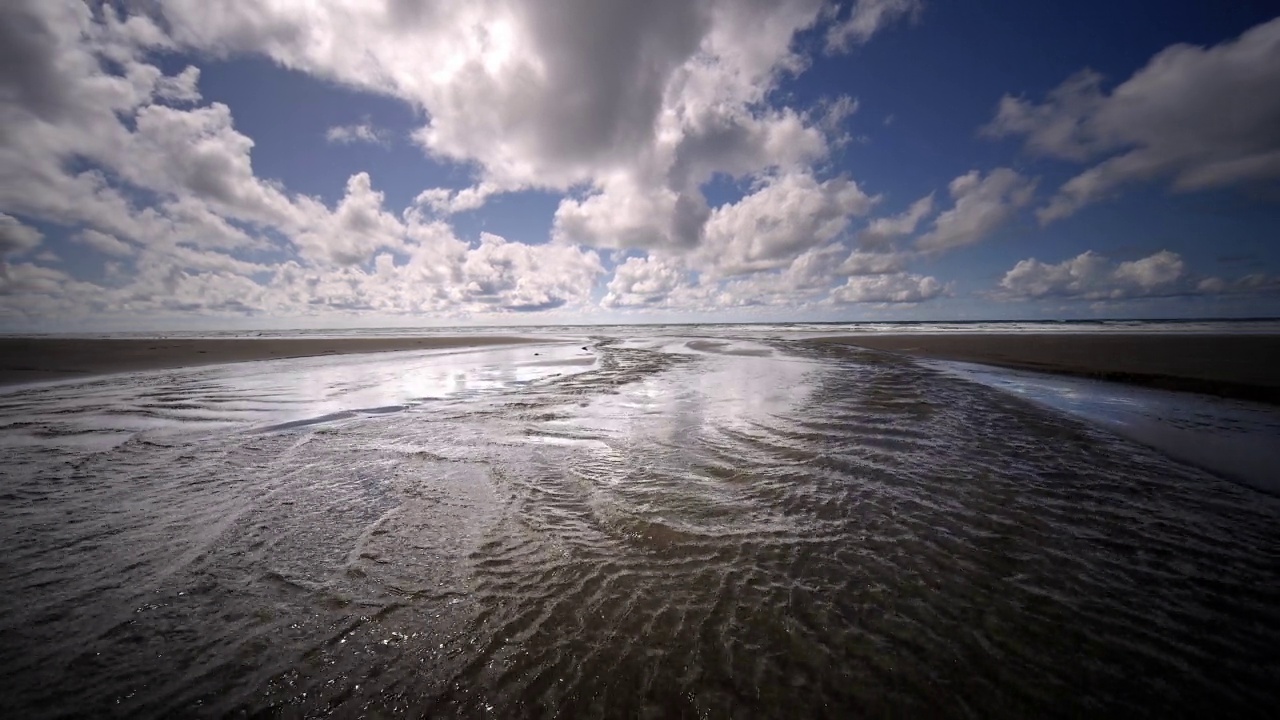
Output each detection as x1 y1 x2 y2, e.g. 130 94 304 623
1 335 1278 718
928 360 1280 496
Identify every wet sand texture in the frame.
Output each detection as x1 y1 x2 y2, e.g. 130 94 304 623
0 336 547 386
2 333 1279 716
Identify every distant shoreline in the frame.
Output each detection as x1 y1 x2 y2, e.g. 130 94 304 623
816 333 1280 406
6 333 1280 406
0 336 553 388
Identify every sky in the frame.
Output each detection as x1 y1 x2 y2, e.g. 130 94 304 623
1 0 1279 330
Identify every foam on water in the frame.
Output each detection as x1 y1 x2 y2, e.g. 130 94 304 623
1 335 1278 718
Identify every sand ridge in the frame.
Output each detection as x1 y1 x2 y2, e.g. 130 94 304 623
815 333 1280 405
0 335 552 387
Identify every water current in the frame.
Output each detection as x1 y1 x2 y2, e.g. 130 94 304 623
1 336 1277 717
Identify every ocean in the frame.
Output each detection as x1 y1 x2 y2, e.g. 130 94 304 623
1 326 1278 717
10 316 1280 340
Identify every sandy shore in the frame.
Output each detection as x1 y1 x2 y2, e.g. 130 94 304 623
0 336 552 387
815 333 1280 405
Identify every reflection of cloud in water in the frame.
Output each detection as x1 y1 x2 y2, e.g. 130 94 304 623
570 336 815 442
0 342 596 449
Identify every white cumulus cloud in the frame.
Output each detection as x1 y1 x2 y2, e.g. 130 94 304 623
997 250 1189 300
831 272 943 303
916 169 1036 252
859 192 934 250
601 254 693 309
699 171 877 276
985 17 1280 223
152 0 863 265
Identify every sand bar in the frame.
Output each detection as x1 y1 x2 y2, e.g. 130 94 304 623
0 335 552 387
815 333 1280 405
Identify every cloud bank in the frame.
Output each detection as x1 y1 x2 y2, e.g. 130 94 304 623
0 1 1275 327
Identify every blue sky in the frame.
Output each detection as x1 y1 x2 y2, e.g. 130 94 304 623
1 0 1278 330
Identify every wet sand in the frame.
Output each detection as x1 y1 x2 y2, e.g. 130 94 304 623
816 333 1280 405
0 336 549 387
3 332 1279 716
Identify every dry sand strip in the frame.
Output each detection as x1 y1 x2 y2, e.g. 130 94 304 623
814 333 1280 406
0 336 555 387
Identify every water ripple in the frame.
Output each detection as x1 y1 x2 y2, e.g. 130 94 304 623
0 338 1277 717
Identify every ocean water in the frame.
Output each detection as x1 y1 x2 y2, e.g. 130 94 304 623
13 316 1280 340
1 332 1278 717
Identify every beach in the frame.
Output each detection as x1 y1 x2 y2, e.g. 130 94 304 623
816 333 1280 405
1 328 1278 716
5 332 1279 404
0 335 548 387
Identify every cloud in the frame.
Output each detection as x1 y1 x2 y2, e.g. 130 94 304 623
553 175 713 250
0 263 75 298
1196 273 1280 296
0 0 627 323
1 2 196 227
551 104 832 251
718 244 849 307
74 229 134 257
985 17 1280 223
291 172 406 266
826 0 923 53
839 250 907 275
818 95 859 132
3 220 606 321
156 66 202 104
136 245 268 278
0 214 42 255
157 0 704 187
831 272 943 303
0 1 97 122
603 243 868 312
698 171 877 276
125 103 300 227
414 183 501 216
858 192 934 249
1113 250 1185 289
997 250 1190 300
325 120 389 146
1 0 947 325
456 233 604 311
601 254 692 308
154 0 852 261
253 225 606 318
916 169 1035 251
983 70 1107 162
